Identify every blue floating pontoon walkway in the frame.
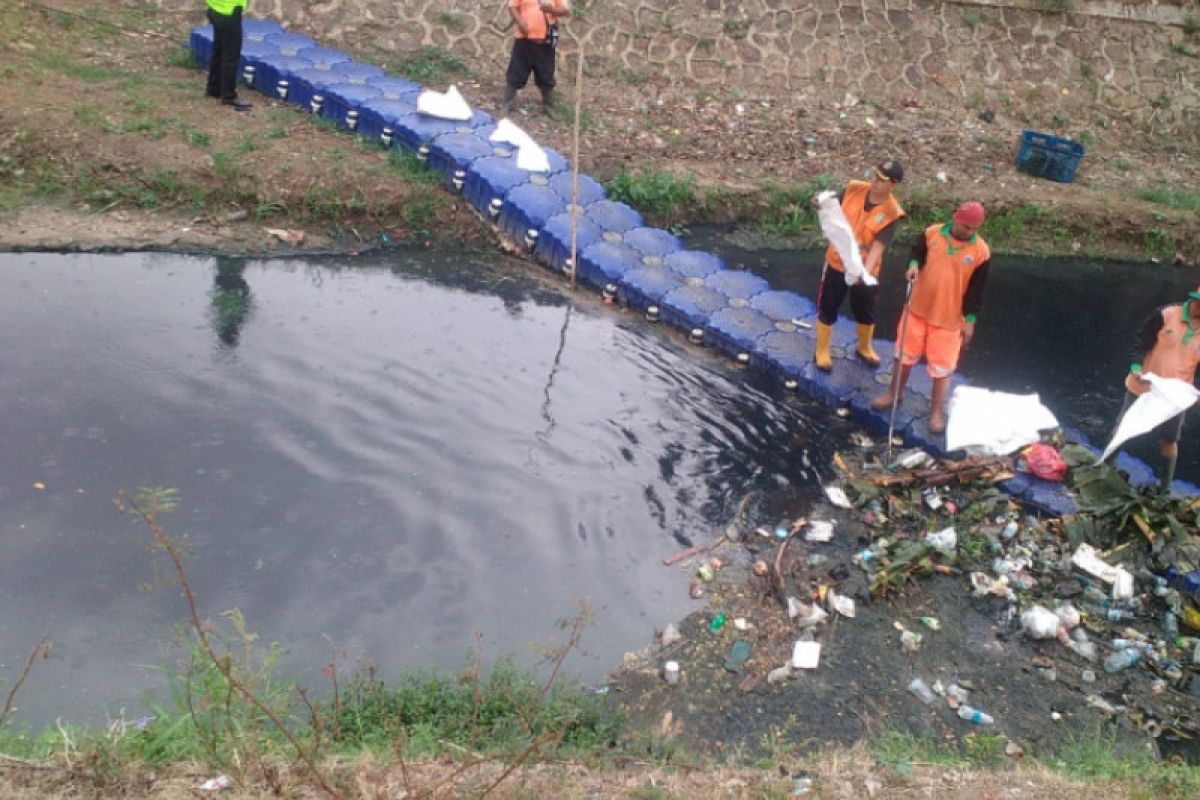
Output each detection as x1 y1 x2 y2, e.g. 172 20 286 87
188 20 1200 526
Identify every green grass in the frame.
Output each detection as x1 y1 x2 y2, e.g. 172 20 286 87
607 168 697 222
165 47 198 70
757 174 835 236
38 51 123 82
390 46 471 84
1049 726 1200 796
1137 188 1200 213
386 150 439 185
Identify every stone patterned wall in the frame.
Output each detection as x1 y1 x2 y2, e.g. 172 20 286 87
168 0 1200 122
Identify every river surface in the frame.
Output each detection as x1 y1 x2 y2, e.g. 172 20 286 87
2 242 1195 729
689 228 1200 485
0 250 832 727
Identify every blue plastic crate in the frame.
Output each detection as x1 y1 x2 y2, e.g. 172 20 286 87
1015 130 1084 183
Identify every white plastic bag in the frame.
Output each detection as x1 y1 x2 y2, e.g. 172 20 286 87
416 85 472 121
1020 605 1062 639
1099 373 1200 462
815 191 877 287
488 119 552 173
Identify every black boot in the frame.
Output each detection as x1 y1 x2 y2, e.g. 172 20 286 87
500 86 517 115
540 87 555 114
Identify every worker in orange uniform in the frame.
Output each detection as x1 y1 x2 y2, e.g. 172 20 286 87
502 0 571 114
1112 287 1200 488
871 201 990 435
813 160 907 371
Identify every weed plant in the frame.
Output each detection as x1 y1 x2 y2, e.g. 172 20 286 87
607 168 697 223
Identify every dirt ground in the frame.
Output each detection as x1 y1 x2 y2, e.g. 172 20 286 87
2 0 1199 261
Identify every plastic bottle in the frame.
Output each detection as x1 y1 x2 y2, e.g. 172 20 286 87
946 683 970 704
908 677 936 705
1001 520 1019 541
709 613 727 632
957 705 995 725
1103 648 1140 673
1163 611 1180 636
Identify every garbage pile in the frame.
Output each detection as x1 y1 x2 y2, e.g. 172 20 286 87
815 438 1200 738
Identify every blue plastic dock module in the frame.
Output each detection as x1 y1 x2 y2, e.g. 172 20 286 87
706 306 776 359
623 227 684 263
243 18 285 42
236 39 280 90
428 133 498 192
295 46 351 70
329 61 385 84
499 183 567 248
661 284 730 332
254 54 313 100
322 83 382 131
549 172 605 206
663 250 723 280
757 329 815 380
750 290 817 323
534 212 601 272
287 67 342 111
189 25 214 67
577 241 646 289
394 110 494 157
369 76 423 101
584 200 644 236
357 98 418 144
264 32 317 57
618 263 684 309
464 155 536 218
707 270 770 302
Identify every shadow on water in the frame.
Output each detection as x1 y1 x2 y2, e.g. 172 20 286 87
0 249 853 728
685 225 1200 485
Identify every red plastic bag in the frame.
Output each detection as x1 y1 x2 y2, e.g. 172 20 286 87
1024 443 1067 482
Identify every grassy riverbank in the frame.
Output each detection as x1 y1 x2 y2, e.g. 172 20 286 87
3 2 1198 261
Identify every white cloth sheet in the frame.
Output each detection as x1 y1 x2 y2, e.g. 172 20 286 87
815 190 877 287
945 385 1059 455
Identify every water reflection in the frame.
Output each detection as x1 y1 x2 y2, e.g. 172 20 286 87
211 257 254 348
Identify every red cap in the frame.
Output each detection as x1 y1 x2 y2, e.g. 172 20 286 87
952 201 985 227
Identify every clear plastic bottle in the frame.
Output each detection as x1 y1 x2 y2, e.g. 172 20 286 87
1103 648 1140 673
1001 520 1019 541
957 705 994 725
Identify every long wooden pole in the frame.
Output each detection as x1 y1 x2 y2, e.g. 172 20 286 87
568 42 584 289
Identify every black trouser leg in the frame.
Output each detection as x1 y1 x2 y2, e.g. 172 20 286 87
505 39 534 90
207 9 243 102
848 282 878 325
816 264 848 326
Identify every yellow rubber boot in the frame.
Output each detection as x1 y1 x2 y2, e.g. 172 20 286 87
856 323 881 367
814 322 833 372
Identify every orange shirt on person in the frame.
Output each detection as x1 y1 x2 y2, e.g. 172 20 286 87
909 223 991 330
510 0 570 41
824 180 905 274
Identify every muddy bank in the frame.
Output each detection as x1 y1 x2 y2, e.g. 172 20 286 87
3 3 1199 261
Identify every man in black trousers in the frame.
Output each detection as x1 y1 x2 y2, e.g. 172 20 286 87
205 0 251 111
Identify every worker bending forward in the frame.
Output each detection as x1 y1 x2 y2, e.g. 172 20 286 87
871 201 990 435
814 160 907 370
1113 286 1200 488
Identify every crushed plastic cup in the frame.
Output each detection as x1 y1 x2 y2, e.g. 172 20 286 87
830 592 856 618
1055 604 1081 631
805 519 836 542
767 664 793 684
663 660 680 684
900 629 923 652
791 640 821 669
794 603 829 629
661 622 682 647
824 485 852 509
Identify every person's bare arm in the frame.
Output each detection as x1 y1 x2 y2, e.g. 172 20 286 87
509 5 528 35
863 240 886 278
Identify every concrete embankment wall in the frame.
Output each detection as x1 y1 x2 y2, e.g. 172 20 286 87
162 0 1199 125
